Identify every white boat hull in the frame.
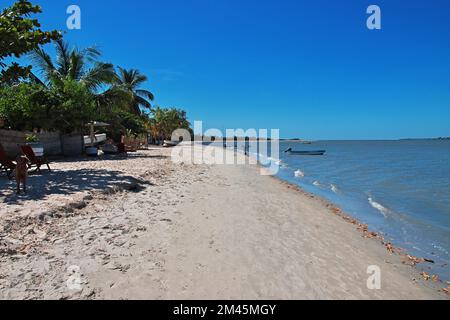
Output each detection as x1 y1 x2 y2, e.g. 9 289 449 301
84 134 107 145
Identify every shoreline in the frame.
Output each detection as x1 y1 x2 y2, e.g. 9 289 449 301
269 174 446 283
255 155 448 294
0 148 447 299
250 145 449 286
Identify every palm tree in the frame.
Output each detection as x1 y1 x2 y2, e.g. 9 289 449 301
30 39 132 115
114 67 154 115
30 39 116 91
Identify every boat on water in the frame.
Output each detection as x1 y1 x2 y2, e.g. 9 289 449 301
285 148 326 156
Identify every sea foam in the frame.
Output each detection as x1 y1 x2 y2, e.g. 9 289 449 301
368 197 389 217
294 170 305 178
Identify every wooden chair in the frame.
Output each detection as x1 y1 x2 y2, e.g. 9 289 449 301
20 145 51 173
0 143 16 178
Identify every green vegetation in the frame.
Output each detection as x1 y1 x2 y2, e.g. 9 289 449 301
25 133 39 143
114 67 154 116
0 0 61 84
0 80 95 133
147 107 191 142
0 0 192 143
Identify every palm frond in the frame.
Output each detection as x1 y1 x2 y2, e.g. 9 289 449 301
136 89 154 101
114 67 154 115
28 71 47 87
131 73 147 87
69 49 88 81
116 67 147 88
131 101 142 115
95 86 133 113
80 46 101 64
81 62 115 91
135 95 153 111
55 39 71 76
28 47 56 83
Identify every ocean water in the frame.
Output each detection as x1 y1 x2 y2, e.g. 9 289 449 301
259 140 450 280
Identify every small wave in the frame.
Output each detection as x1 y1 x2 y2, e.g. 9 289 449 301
368 197 389 217
267 157 282 164
275 161 287 168
313 181 321 186
294 170 305 178
330 184 338 193
272 158 282 166
432 243 449 255
279 161 288 168
256 154 270 164
260 157 284 167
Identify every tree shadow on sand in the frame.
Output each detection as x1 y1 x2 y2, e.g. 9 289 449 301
1 168 151 204
53 153 170 164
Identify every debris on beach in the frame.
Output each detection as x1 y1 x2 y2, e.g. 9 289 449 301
385 243 395 254
405 255 425 266
402 254 436 267
357 224 379 239
420 272 439 283
421 272 431 281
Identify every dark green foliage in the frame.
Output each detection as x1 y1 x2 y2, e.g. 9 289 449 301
0 0 61 84
0 80 95 133
99 109 148 141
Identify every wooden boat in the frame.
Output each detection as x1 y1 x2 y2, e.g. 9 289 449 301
163 140 179 147
84 133 107 146
285 148 326 156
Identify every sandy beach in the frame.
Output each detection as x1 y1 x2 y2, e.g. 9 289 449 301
0 147 445 299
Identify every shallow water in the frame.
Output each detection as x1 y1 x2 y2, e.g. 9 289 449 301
258 140 450 280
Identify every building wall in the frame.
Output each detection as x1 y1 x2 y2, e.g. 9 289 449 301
0 129 83 158
61 133 84 157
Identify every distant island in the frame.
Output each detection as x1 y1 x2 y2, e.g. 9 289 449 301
400 137 450 141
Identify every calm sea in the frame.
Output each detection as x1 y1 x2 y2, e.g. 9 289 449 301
255 140 450 280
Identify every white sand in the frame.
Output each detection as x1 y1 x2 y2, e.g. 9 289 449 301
0 147 445 299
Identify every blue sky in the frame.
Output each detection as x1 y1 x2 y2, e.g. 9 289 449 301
5 0 450 139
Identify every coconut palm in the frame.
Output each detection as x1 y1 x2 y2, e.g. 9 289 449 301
30 39 116 91
29 39 132 115
114 67 154 115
